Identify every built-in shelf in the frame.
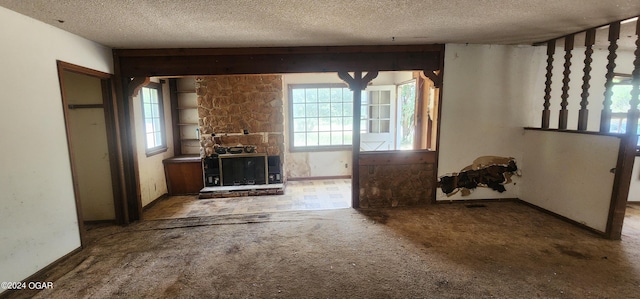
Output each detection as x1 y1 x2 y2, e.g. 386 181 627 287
176 90 196 93
181 138 200 141
177 123 198 126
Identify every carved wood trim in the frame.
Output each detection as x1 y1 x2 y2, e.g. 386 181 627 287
542 40 555 129
559 35 574 130
423 70 442 88
128 77 151 98
578 29 596 131
600 21 621 133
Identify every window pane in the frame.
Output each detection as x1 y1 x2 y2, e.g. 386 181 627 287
331 132 343 145
150 89 158 104
144 103 152 118
318 118 331 131
331 88 343 102
361 105 368 119
344 131 353 144
154 132 163 146
380 120 390 133
307 132 319 146
146 133 155 148
306 118 318 132
293 118 306 132
371 91 379 104
151 104 159 117
370 106 379 119
318 88 331 102
306 103 318 117
145 119 154 133
293 103 305 117
305 89 318 103
142 88 151 103
361 120 368 133
331 117 343 131
380 105 391 119
343 90 353 102
343 117 353 130
380 91 391 104
319 132 331 145
293 133 306 147
343 104 352 117
292 89 305 103
153 118 162 132
318 103 331 117
330 103 342 116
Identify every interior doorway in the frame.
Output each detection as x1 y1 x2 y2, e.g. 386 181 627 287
58 61 122 246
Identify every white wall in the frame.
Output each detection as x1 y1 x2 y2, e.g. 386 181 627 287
629 157 640 202
0 6 113 286
281 72 412 178
132 79 174 207
520 130 620 232
437 44 545 200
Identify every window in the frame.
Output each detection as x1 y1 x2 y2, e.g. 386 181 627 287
289 84 353 150
141 82 167 155
608 83 640 147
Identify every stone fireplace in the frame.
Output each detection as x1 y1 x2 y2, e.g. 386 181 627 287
196 74 284 158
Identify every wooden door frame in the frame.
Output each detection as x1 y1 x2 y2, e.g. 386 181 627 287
113 44 445 220
57 61 125 246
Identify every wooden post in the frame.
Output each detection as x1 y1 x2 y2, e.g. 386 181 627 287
578 29 596 131
542 40 555 128
626 20 640 136
338 71 379 209
601 22 621 133
559 35 574 130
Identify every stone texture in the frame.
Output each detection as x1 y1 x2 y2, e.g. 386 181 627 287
196 75 284 159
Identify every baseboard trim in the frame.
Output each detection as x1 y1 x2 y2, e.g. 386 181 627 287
83 219 116 225
287 175 351 181
0 246 82 298
516 199 606 237
435 198 519 204
142 193 169 211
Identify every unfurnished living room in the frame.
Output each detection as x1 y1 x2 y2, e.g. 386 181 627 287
2 1 640 298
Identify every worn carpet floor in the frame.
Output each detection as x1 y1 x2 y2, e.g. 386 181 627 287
4 201 640 298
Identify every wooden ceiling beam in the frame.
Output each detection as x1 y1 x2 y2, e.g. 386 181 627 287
114 45 444 77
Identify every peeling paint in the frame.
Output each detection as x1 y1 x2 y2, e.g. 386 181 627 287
438 156 520 196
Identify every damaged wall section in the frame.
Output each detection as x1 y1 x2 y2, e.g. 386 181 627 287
438 156 519 197
359 151 436 208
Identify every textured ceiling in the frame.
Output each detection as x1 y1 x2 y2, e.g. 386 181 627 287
0 0 639 49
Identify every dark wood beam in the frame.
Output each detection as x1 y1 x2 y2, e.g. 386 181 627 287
114 45 443 77
338 71 379 209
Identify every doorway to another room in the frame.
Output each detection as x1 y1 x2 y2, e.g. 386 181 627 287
58 61 122 245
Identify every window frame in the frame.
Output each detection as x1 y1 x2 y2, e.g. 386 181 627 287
288 83 355 152
607 80 640 154
140 82 168 156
